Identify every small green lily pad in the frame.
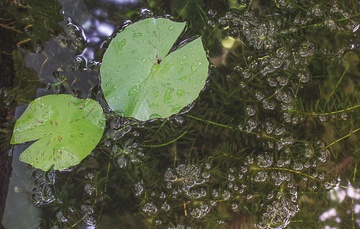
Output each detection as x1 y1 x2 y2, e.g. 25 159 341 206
10 94 105 171
100 18 208 121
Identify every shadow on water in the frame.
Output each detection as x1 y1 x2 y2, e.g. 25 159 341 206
1 0 360 228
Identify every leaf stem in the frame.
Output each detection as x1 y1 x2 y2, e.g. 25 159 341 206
251 165 321 182
290 103 360 116
322 126 360 150
187 115 234 129
142 130 188 147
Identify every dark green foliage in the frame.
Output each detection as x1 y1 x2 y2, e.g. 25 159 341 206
5 0 360 228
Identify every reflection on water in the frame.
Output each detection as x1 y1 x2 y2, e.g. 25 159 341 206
2 144 40 229
2 0 360 228
320 183 360 228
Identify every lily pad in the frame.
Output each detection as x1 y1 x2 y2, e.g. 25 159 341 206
10 94 105 171
100 18 208 121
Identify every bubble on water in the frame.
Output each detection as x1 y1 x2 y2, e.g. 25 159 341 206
218 17 228 27
173 115 185 124
257 153 273 168
164 168 177 182
241 69 252 79
85 172 95 180
255 91 265 101
291 114 301 125
277 76 289 86
202 172 210 179
176 164 204 190
134 180 144 196
324 19 337 31
281 136 294 146
311 4 324 17
190 202 210 219
270 57 283 69
276 159 285 168
231 202 239 212
222 190 231 200
81 204 94 215
274 127 285 136
161 202 170 211
304 147 313 158
207 20 215 27
275 90 292 104
292 162 303 171
228 174 235 182
298 72 310 83
56 211 68 223
283 112 291 123
143 202 158 215
262 99 276 110
253 171 268 182
245 156 254 165
318 115 327 122
245 119 258 133
299 42 315 58
212 189 219 198
84 184 95 195
340 112 348 120
246 105 257 116
249 60 260 72
310 183 317 190
116 156 127 168
83 214 96 226
263 120 274 134
267 77 278 87
140 8 153 18
318 149 329 162
207 9 217 18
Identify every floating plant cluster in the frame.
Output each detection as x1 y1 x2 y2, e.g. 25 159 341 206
6 0 360 228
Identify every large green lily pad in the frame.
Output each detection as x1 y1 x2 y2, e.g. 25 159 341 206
10 94 105 171
100 18 208 121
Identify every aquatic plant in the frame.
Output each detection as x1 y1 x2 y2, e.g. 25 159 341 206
10 94 105 171
10 17 208 171
101 18 208 121
4 0 360 228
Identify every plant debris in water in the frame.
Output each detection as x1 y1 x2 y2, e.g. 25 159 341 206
3 0 360 228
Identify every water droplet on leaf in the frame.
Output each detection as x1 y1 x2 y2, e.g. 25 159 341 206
176 89 186 97
132 32 142 38
164 88 173 103
117 39 127 50
149 103 159 109
149 113 161 119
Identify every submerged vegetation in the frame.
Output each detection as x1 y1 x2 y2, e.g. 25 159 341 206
2 0 360 228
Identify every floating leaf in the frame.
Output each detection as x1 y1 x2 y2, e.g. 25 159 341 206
10 94 105 171
100 18 208 121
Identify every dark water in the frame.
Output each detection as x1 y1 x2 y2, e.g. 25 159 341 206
1 0 360 228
